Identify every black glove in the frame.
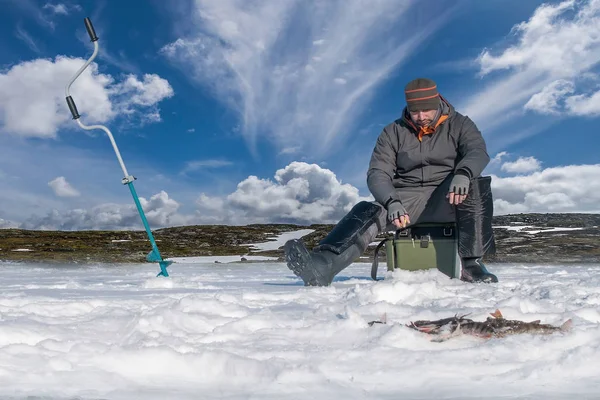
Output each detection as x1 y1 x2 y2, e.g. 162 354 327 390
386 200 408 223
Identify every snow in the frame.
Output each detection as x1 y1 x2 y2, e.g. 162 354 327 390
243 229 315 251
494 225 584 234
168 255 279 263
0 259 599 399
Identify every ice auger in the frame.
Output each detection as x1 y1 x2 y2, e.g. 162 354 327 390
64 17 172 277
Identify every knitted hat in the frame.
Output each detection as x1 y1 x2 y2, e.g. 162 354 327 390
405 78 441 112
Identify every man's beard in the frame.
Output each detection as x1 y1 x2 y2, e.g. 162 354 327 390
415 119 433 127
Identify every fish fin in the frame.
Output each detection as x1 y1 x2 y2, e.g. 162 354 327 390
560 319 573 332
407 322 430 333
368 313 388 327
490 309 503 319
414 325 435 333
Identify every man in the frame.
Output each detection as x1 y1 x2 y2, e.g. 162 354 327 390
284 77 498 286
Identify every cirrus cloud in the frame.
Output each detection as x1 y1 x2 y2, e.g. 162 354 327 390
161 0 452 158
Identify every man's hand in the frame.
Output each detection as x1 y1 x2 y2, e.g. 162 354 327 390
387 200 410 228
447 173 470 205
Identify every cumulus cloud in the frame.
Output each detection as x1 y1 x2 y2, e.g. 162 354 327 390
500 156 542 174
110 74 174 108
161 0 451 157
460 0 600 142
194 162 373 225
0 218 19 229
0 56 173 138
20 191 188 231
16 175 343 229
48 176 80 197
491 164 600 214
10 159 600 229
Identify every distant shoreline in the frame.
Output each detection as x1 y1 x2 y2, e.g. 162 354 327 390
1 214 599 264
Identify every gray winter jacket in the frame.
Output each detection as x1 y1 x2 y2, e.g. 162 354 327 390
367 97 490 206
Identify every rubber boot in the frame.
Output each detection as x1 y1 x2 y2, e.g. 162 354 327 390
284 201 383 286
460 257 498 283
456 176 499 283
284 240 364 286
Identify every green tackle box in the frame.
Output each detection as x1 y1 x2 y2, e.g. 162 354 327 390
371 223 461 280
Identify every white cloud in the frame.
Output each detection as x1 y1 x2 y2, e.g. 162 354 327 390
43 3 69 15
15 24 41 54
0 218 19 229
0 57 173 138
564 86 600 115
43 3 81 16
187 128 196 133
524 79 575 114
478 1 582 75
489 151 509 166
278 146 300 155
181 159 234 175
48 176 80 197
491 164 600 214
108 73 174 124
9 158 600 229
111 74 174 108
459 0 600 143
20 191 188 230
524 78 600 116
0 135 188 226
500 156 542 174
195 162 373 225
161 0 451 157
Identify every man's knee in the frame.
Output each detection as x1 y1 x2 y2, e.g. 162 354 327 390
368 200 389 231
458 176 494 210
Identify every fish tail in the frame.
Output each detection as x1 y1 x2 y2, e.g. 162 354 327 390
560 319 573 332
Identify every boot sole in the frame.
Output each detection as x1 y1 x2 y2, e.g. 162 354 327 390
284 240 321 286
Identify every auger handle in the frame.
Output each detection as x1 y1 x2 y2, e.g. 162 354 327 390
84 17 98 42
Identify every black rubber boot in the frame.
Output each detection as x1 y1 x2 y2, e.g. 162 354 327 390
284 201 383 286
456 176 499 283
284 240 363 286
460 257 498 283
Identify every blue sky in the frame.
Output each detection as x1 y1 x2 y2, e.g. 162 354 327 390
0 0 599 230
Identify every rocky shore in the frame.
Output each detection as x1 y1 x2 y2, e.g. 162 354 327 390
0 213 598 264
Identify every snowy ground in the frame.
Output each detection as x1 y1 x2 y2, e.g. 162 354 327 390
0 259 599 399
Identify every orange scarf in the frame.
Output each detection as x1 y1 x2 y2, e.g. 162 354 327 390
416 114 448 141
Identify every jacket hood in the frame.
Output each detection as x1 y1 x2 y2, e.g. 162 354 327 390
401 95 455 127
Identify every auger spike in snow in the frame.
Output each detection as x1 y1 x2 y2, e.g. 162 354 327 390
65 17 173 277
